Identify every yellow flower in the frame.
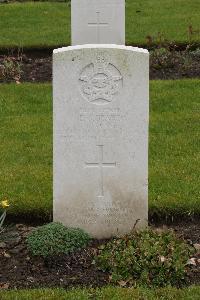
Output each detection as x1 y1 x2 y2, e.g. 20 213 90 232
1 199 10 209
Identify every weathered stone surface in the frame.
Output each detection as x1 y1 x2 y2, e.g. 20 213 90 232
71 0 125 45
53 45 149 239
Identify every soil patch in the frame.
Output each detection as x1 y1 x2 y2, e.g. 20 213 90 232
0 222 199 290
0 49 200 83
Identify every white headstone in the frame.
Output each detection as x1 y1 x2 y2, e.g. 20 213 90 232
71 0 125 45
53 45 149 239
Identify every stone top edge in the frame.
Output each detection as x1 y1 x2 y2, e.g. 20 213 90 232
72 0 124 2
53 44 149 55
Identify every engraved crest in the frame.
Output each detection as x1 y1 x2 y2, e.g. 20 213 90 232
79 56 123 105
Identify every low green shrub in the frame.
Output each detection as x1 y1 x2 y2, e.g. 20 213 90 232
0 56 23 82
96 229 194 287
27 222 91 257
190 47 200 60
150 48 174 70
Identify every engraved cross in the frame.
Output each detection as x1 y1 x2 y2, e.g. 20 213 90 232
88 12 108 43
85 145 116 198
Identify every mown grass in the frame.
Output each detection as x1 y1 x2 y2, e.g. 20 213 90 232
0 286 200 300
149 80 200 217
0 80 199 220
0 2 70 49
0 83 52 220
0 0 199 48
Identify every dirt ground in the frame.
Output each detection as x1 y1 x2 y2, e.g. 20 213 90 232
0 48 200 83
0 222 199 290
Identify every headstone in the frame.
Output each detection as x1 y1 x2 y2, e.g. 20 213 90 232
71 0 125 45
53 45 149 239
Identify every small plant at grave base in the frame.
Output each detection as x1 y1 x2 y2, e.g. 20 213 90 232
0 199 10 230
27 222 91 258
190 48 200 60
95 229 194 288
150 48 173 70
0 56 23 83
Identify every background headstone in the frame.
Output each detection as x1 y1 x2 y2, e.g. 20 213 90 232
71 0 125 45
53 45 149 239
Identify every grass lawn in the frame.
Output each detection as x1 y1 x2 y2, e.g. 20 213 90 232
0 83 52 220
149 80 200 217
0 0 199 48
0 79 199 220
0 286 200 300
